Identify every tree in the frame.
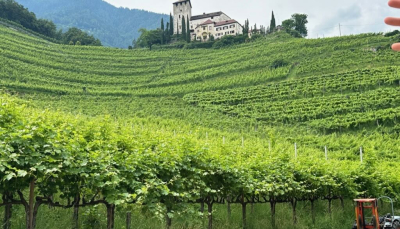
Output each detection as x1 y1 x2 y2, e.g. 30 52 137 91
270 11 276 33
292 14 308 37
161 18 165 44
165 22 171 43
282 14 308 38
136 28 162 50
169 13 174 36
177 21 179 39
282 19 295 31
63 27 102 46
243 19 250 35
186 15 191 43
182 16 186 42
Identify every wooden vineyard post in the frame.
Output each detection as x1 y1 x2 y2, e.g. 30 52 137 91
294 143 297 159
223 136 225 145
291 198 297 224
3 193 12 229
73 194 80 229
28 180 35 229
126 212 131 229
241 136 244 148
106 204 115 229
360 146 363 163
241 195 247 229
227 196 231 220
166 207 172 229
311 199 316 225
207 199 213 229
270 200 276 229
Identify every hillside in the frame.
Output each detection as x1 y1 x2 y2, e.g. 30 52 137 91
14 0 168 48
1 25 400 228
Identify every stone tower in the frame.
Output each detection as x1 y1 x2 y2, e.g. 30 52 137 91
173 0 192 34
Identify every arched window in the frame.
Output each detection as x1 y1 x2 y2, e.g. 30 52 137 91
179 15 181 19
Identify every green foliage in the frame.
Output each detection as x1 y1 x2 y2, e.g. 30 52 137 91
169 13 174 36
270 11 276 32
62 27 102 46
0 0 57 38
160 18 165 45
186 15 190 43
213 35 247 49
14 0 169 48
1 25 400 227
282 14 308 38
0 0 102 46
270 58 289 69
181 16 186 42
384 30 400 37
243 19 250 35
183 41 214 49
135 28 162 50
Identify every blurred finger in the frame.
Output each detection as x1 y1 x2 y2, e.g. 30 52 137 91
389 0 400 8
385 17 400 26
392 43 400 51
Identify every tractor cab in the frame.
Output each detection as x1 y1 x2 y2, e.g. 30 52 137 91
352 197 400 229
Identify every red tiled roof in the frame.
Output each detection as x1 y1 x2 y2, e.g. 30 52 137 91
215 20 239 27
199 19 214 26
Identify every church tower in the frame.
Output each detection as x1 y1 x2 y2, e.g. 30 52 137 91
173 0 192 35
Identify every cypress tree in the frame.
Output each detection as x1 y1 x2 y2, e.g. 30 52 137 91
186 15 190 43
270 11 276 33
166 22 170 43
170 13 174 36
161 18 165 44
182 16 186 42
177 21 179 39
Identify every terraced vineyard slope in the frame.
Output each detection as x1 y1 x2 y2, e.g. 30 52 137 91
1 25 400 229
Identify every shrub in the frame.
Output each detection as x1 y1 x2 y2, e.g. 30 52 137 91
384 30 400 37
271 59 289 69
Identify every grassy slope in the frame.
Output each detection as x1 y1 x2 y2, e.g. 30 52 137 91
1 25 400 228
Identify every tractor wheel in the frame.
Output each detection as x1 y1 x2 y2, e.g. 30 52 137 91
393 220 400 229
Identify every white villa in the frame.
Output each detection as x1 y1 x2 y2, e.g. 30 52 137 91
173 0 243 41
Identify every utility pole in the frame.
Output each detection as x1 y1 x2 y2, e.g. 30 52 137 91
339 23 342 37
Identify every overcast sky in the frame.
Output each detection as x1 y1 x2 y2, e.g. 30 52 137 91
104 0 397 38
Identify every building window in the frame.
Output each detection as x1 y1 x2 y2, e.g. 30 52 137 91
203 26 206 30
211 16 214 19
231 31 234 34
209 26 212 30
179 15 181 19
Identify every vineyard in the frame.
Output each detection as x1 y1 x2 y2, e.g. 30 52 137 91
1 24 400 229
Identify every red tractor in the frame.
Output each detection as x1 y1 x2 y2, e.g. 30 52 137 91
352 197 400 229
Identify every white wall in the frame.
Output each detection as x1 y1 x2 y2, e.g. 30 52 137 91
173 1 192 34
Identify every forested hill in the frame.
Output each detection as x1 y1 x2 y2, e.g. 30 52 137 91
15 0 168 48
